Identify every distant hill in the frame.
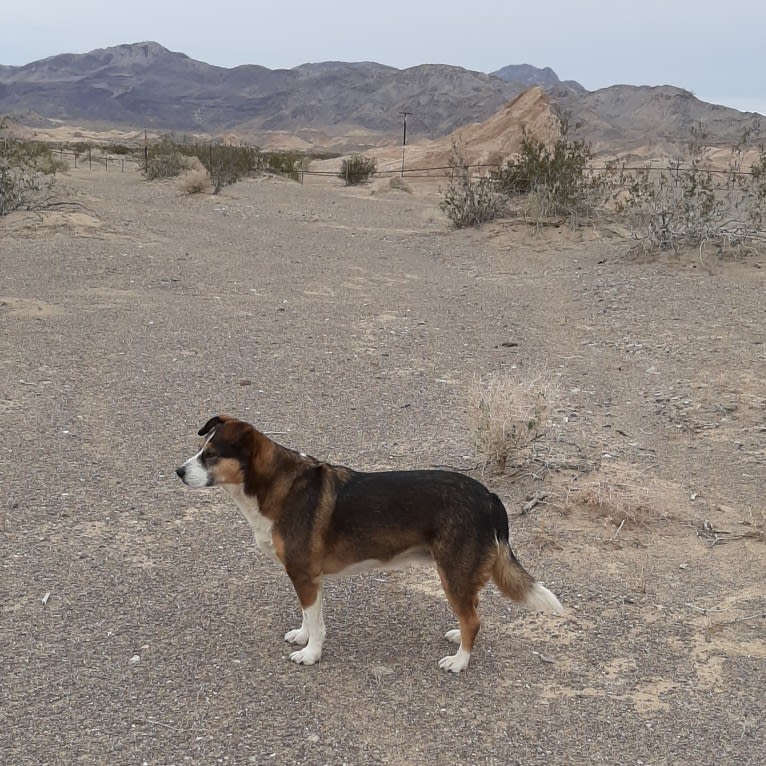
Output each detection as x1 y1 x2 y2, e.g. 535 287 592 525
549 84 765 156
491 64 586 94
0 42 529 143
0 42 763 155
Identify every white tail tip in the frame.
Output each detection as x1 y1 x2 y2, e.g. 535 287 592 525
524 582 563 615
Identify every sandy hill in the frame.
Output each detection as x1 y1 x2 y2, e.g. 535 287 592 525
365 87 560 175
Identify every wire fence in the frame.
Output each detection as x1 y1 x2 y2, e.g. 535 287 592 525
8 139 765 183
47 146 139 172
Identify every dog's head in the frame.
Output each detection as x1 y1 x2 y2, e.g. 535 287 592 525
175 415 254 489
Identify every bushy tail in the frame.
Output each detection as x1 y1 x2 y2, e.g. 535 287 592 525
489 493 562 614
492 543 563 614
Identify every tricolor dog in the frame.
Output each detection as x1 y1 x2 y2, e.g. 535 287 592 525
176 415 562 673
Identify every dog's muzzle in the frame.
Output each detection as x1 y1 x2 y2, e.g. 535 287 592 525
175 455 212 488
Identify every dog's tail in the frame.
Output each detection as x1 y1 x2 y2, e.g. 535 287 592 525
490 494 563 615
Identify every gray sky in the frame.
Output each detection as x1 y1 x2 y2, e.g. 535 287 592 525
3 1 765 115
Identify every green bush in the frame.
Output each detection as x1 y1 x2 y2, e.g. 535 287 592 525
186 143 262 194
339 154 376 185
143 135 188 180
263 151 307 181
142 137 261 192
491 120 594 221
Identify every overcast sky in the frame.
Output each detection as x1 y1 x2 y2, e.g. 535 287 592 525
3 1 765 115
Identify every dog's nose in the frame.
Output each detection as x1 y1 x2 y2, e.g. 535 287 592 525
175 466 186 480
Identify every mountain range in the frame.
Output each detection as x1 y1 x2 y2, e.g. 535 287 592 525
1 42 763 155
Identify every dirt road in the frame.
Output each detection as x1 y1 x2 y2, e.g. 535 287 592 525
1 166 764 764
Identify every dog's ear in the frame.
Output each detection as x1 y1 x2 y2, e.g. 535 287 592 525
198 415 231 436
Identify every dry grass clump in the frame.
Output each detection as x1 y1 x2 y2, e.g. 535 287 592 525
562 467 683 535
572 477 655 529
179 156 211 195
469 370 560 471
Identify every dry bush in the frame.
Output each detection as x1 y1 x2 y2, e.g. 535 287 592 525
571 477 655 529
388 176 411 193
616 123 766 254
469 370 560 471
179 156 211 194
1 121 60 214
441 140 506 228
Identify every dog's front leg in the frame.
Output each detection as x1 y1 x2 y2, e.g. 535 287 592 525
286 578 325 666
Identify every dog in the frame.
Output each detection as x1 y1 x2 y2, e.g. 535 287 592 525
176 415 562 673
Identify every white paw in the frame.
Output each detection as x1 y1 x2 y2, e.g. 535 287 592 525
284 627 309 645
289 646 322 666
438 649 470 673
444 629 461 645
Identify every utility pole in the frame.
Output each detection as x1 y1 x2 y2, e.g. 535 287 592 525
400 111 411 177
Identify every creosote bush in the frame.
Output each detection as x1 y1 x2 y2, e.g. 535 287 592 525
143 137 319 191
491 120 597 224
0 120 65 215
339 154 377 185
440 117 766 253
143 135 261 193
264 151 308 181
619 123 766 253
143 135 189 180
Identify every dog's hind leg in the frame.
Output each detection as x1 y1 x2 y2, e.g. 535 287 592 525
286 577 325 666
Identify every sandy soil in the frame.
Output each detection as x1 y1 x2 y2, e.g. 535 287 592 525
1 163 764 765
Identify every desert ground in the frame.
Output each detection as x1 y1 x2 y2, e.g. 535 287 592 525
1 161 764 765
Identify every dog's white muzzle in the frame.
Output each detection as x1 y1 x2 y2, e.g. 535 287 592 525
175 452 211 488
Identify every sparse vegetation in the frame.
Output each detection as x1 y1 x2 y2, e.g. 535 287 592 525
339 154 377 185
143 136 261 192
440 141 506 228
439 117 766 253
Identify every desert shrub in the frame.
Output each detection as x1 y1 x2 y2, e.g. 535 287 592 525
143 135 188 180
263 151 307 181
143 137 261 192
0 122 60 215
469 370 559 471
339 154 377 185
388 176 411 192
621 123 766 252
103 142 134 156
178 156 211 194
440 141 506 228
186 142 261 193
491 120 596 223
